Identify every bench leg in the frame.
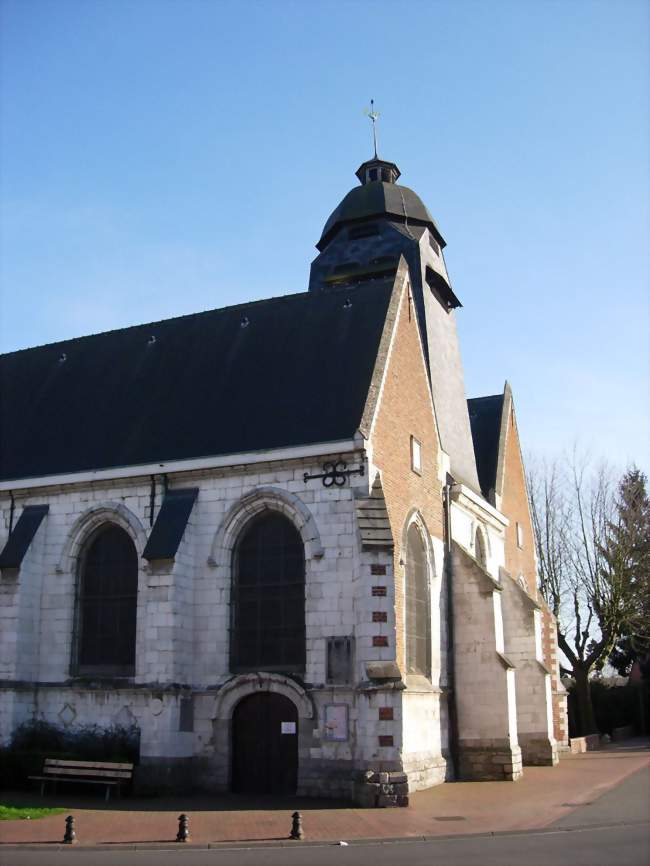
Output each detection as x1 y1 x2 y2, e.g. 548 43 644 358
105 786 110 802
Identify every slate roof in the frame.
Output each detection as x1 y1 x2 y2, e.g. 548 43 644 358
317 181 444 251
0 280 395 482
467 393 505 501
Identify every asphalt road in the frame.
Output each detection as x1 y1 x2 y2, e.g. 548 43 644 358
3 766 648 866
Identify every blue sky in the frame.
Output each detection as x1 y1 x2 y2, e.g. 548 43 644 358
1 0 648 472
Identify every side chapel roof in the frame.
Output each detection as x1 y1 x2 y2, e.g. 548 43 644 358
0 279 396 482
467 391 505 502
467 382 517 504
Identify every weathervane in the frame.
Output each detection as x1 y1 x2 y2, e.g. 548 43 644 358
365 99 380 158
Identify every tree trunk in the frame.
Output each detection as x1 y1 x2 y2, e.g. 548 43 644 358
573 666 597 735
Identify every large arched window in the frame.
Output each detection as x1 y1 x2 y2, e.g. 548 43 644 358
75 524 138 677
231 512 305 673
405 523 431 678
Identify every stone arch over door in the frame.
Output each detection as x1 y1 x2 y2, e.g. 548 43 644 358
211 673 315 793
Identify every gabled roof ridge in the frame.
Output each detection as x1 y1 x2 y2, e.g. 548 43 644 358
468 392 504 404
4 284 378 359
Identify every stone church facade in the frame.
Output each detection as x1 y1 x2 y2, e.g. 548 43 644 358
0 155 567 804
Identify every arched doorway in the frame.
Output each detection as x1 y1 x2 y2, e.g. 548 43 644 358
231 692 298 794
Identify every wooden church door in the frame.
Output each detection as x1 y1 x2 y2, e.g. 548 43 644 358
231 692 298 795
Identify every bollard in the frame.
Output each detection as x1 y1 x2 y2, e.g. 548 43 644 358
63 815 77 845
176 813 190 843
290 811 304 840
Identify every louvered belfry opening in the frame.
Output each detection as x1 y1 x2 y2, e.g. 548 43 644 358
231 512 305 673
76 524 138 677
405 523 431 678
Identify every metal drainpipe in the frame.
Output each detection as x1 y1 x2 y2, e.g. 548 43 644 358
149 475 156 527
444 477 460 779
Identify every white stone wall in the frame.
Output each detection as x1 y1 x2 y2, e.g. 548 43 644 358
500 575 557 765
0 448 416 791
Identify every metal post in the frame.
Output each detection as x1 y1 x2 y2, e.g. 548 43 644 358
176 813 190 843
63 815 77 844
290 811 304 840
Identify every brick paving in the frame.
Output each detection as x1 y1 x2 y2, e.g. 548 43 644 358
1 740 648 848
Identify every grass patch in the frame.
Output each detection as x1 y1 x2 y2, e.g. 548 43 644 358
0 804 66 821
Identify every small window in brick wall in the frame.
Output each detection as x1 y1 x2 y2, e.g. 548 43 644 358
516 522 524 549
411 436 422 475
327 636 354 684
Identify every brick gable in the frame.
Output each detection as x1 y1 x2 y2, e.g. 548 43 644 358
500 406 537 593
367 273 444 672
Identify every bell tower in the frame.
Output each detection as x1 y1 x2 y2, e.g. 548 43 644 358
309 158 480 492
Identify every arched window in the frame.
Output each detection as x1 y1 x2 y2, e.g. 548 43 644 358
231 512 305 673
405 523 431 678
475 528 487 567
75 524 138 677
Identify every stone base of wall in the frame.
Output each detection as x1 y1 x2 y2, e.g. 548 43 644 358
298 758 357 801
569 734 600 753
193 754 360 802
354 770 409 808
402 753 448 791
134 756 195 793
458 739 523 781
519 734 558 766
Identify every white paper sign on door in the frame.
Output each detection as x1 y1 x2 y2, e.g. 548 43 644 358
281 721 296 734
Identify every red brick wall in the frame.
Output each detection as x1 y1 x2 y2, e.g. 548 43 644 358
370 282 444 671
501 407 537 593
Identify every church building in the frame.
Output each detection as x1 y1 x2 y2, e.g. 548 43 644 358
0 153 567 805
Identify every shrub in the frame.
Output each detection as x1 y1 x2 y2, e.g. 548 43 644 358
0 720 140 789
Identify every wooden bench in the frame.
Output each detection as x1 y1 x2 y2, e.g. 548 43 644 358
29 758 134 801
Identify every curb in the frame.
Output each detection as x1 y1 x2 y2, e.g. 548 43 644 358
2 819 649 852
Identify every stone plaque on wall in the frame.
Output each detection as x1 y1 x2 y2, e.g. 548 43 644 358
323 703 348 741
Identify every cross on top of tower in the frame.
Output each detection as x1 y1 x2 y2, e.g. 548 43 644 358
365 99 380 158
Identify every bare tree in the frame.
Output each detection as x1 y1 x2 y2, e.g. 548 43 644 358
528 455 644 735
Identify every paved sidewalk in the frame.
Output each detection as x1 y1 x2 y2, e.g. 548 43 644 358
1 739 648 848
